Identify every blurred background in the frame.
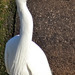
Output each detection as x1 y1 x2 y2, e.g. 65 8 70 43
0 0 75 75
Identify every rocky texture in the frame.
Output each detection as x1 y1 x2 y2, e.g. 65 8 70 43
22 0 75 74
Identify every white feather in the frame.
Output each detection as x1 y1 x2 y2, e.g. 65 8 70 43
4 0 52 75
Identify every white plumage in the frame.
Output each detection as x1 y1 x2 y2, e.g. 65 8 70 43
4 0 52 75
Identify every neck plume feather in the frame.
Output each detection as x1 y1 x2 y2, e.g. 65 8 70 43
16 1 33 55
10 2 33 74
18 2 33 40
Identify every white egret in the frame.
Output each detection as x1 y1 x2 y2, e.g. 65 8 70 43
5 0 52 75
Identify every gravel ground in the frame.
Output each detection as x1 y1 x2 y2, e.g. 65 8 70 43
15 0 75 75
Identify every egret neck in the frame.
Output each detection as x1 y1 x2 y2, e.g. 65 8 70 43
15 1 33 60
17 1 33 42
